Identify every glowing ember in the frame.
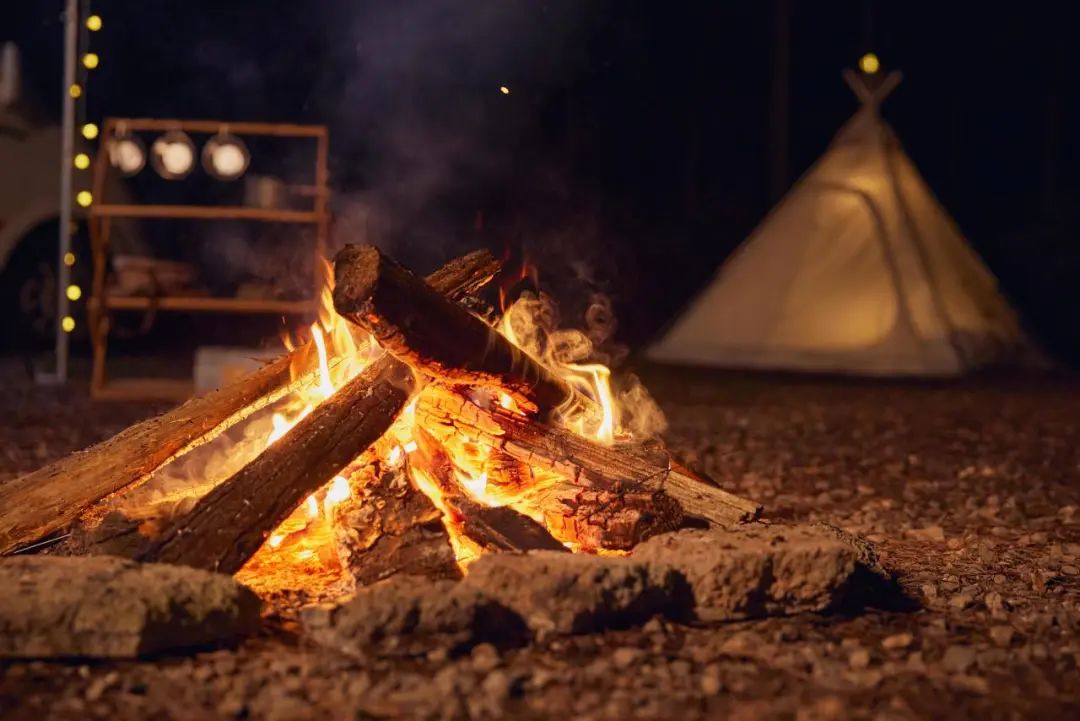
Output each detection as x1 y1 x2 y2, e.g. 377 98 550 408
154 251 669 593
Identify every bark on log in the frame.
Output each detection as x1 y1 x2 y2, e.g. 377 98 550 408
136 357 415 573
416 387 761 527
333 244 578 418
410 427 568 554
416 403 682 551
333 461 462 587
0 249 500 557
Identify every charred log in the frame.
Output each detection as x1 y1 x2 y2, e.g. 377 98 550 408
135 358 414 573
333 461 462 587
333 244 584 418
416 387 761 527
411 427 568 554
0 249 501 557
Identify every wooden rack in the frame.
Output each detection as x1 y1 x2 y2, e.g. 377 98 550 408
88 118 330 400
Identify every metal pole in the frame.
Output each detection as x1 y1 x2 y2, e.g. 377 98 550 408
54 0 78 382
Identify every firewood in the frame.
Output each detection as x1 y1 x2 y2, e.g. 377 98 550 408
410 426 568 554
333 244 581 418
415 387 761 527
0 249 500 557
416 405 683 551
333 461 462 587
136 357 415 573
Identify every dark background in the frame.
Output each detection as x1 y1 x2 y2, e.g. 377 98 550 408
6 2 1079 360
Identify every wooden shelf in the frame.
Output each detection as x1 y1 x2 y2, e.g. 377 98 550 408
93 378 194 402
91 204 320 223
100 296 316 314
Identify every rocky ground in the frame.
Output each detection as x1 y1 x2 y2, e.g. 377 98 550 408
1 358 1079 720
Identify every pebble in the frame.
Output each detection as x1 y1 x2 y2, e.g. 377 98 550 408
949 592 975 610
700 664 723 695
612 646 644 669
1061 564 1079 576
911 526 946 543
881 633 913 651
989 625 1015 647
941 645 976 674
84 672 119 702
848 648 871 670
984 591 1006 617
471 643 501 673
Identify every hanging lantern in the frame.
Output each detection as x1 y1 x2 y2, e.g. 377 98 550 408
202 132 250 181
108 131 147 177
150 131 196 180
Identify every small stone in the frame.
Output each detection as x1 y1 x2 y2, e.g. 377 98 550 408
216 695 246 718
700 664 722 695
478 669 512 708
984 591 1007 617
1061 564 1079 576
989 626 1014 647
920 584 938 599
641 617 666 634
84 671 119 702
612 646 644 669
848 648 871 670
471 643 501 673
910 526 946 543
951 674 990 694
881 633 913 651
941 645 976 674
720 630 762 656
949 592 975 610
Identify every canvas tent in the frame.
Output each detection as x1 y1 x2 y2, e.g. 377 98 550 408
648 70 1027 376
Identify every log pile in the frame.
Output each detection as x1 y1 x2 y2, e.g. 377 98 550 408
0 244 760 591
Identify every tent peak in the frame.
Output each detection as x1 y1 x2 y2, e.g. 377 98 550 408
843 69 902 110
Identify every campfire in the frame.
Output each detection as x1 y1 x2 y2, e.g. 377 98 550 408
0 246 760 602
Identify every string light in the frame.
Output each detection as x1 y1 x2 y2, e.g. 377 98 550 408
82 53 99 70
499 85 510 95
64 252 76 267
66 285 83 301
76 191 93 207
69 84 82 98
859 53 880 75
82 123 99 140
74 153 90 170
61 316 76 333
86 15 102 31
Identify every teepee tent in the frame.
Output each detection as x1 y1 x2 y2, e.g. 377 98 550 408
649 70 1026 376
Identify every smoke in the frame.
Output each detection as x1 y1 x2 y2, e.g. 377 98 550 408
319 1 597 269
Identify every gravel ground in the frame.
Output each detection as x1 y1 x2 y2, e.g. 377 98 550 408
1 358 1079 720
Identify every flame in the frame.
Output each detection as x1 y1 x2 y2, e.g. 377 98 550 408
162 253 666 593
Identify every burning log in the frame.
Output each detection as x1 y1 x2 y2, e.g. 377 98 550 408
410 426 568 554
333 244 582 418
0 249 501 558
333 461 462 587
415 399 683 551
416 387 761 527
134 357 415 573
0 354 300 556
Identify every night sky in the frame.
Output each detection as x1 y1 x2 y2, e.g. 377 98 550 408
6 2 1079 359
